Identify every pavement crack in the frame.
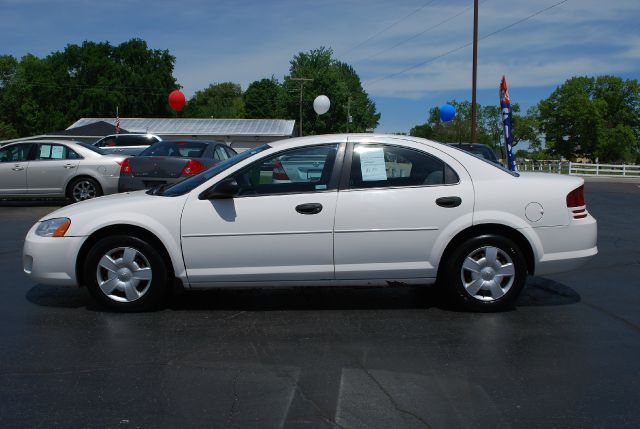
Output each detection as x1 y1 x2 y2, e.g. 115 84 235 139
360 366 432 429
226 370 241 427
580 301 640 334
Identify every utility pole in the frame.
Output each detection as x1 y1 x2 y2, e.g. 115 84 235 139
291 77 313 136
471 0 479 144
346 96 352 133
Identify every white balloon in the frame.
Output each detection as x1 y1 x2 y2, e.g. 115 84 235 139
313 95 330 115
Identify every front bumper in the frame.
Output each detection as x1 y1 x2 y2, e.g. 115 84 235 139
23 225 85 286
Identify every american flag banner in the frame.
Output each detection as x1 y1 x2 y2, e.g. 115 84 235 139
500 76 517 171
115 106 120 134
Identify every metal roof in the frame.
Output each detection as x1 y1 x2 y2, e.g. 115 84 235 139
68 118 295 136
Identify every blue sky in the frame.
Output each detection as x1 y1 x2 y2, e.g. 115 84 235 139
1 0 639 133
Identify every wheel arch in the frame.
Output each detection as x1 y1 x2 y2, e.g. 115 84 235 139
436 223 535 282
65 174 103 198
76 224 176 287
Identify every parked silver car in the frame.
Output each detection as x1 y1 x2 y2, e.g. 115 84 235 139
93 134 161 156
0 140 126 202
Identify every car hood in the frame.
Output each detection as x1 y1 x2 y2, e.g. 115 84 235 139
38 190 165 222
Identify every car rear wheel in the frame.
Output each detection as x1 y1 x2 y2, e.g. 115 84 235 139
443 234 527 312
84 235 169 312
68 177 102 202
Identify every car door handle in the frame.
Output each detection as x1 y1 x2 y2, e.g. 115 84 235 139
296 203 323 215
12 166 24 171
436 196 462 208
63 164 76 169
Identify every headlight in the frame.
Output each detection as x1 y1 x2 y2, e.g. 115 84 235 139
35 218 71 237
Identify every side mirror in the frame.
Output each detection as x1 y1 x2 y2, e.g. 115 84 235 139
199 178 239 200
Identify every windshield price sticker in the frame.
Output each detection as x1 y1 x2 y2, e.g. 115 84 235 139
359 147 387 181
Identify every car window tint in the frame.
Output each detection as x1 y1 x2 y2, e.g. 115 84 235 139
233 144 339 196
141 141 207 157
36 144 68 160
224 146 237 158
66 148 81 159
213 146 229 161
97 137 117 147
0 144 32 162
350 144 459 189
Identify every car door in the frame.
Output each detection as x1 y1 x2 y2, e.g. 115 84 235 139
180 143 344 285
333 139 474 280
27 143 81 195
0 143 34 195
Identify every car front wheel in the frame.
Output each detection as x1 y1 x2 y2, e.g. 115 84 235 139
443 234 527 312
84 235 169 312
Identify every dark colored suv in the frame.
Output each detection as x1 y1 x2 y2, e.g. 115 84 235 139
446 143 501 165
93 134 162 156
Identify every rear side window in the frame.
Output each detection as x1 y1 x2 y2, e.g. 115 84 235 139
117 135 158 146
350 144 459 189
35 144 78 160
213 145 230 161
96 137 117 147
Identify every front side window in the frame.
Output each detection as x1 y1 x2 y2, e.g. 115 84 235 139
96 137 117 147
350 144 459 189
0 144 32 162
232 144 339 196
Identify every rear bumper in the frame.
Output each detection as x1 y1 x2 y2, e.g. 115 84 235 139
533 216 598 276
118 176 181 192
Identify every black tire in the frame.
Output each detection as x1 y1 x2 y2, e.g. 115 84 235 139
442 234 527 312
67 177 103 202
84 235 170 312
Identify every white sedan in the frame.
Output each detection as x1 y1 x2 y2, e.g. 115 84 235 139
23 134 598 312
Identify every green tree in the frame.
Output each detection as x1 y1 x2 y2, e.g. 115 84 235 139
244 77 283 119
410 100 540 158
281 47 380 135
538 75 640 162
0 39 178 138
183 82 245 118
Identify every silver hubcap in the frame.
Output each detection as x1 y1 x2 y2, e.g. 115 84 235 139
460 246 515 302
73 180 97 201
96 247 153 303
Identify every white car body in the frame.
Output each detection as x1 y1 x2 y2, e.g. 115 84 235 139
0 139 125 199
23 134 597 310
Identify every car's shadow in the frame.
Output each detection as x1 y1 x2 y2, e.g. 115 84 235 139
26 277 580 312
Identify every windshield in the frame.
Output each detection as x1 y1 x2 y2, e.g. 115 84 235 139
158 145 271 197
77 142 107 155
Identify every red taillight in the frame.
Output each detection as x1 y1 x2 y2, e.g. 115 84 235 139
566 185 585 207
272 159 290 181
181 159 205 176
119 159 132 175
567 185 588 219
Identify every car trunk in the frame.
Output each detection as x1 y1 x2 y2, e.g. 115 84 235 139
127 157 189 179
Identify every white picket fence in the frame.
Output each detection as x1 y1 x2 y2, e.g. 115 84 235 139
517 160 640 178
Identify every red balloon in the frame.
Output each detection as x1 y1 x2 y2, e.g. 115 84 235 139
168 90 186 112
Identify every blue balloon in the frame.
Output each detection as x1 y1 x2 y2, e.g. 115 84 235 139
439 104 456 122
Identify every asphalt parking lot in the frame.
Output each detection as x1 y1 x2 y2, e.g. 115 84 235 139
1 180 639 429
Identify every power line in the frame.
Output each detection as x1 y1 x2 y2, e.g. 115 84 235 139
351 1 479 66
339 0 440 58
365 0 570 87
